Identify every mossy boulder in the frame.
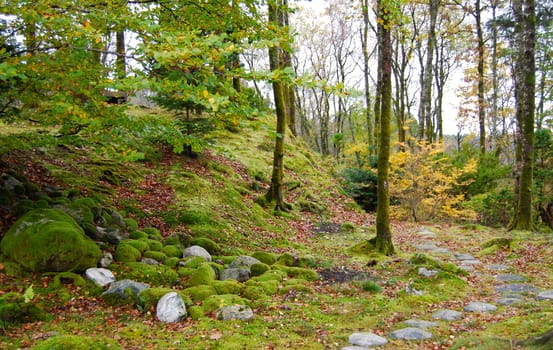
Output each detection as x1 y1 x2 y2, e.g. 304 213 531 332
212 280 244 295
142 238 163 252
130 231 149 240
273 266 319 281
143 251 167 262
202 294 249 314
0 292 46 330
111 262 179 287
163 257 180 268
162 245 182 258
183 285 217 303
246 280 279 295
276 252 297 267
241 285 269 301
190 237 221 254
142 227 162 241
252 270 287 282
0 209 101 272
31 335 122 350
114 243 141 263
188 263 216 286
250 263 270 277
180 256 208 269
121 239 150 254
252 251 277 265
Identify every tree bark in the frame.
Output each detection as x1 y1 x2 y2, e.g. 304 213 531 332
475 0 486 154
361 0 374 156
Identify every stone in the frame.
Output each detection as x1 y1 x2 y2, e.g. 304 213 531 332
221 268 251 282
403 319 439 329
229 255 262 269
495 274 527 283
537 290 553 300
458 265 475 272
432 309 462 321
416 229 436 237
390 327 432 340
496 297 523 306
464 301 497 312
341 347 368 350
494 283 539 294
454 253 475 261
460 259 482 265
418 267 439 278
183 245 212 262
348 332 388 347
415 243 439 251
156 292 187 323
0 209 102 272
95 227 126 244
486 264 510 271
103 279 150 299
141 257 159 265
217 305 254 321
85 267 115 287
1 174 24 193
99 252 113 268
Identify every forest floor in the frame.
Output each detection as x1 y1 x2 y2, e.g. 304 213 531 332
1 114 553 349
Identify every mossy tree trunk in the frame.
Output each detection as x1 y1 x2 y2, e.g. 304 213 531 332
375 0 395 256
510 0 536 231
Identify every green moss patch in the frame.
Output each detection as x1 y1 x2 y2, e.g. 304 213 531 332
187 263 216 287
202 294 249 314
0 292 47 330
190 237 221 254
162 245 182 258
183 285 217 303
31 335 122 350
115 243 142 263
251 251 277 265
110 262 179 287
212 280 244 295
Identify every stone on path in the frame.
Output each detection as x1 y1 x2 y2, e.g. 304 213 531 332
458 265 475 272
454 253 475 261
404 319 439 329
432 309 462 321
495 283 539 294
416 229 437 238
156 292 187 323
459 259 482 266
464 301 497 312
418 267 439 278
486 264 510 271
348 332 388 347
496 297 524 306
495 273 527 283
537 290 553 300
390 327 433 340
85 267 115 287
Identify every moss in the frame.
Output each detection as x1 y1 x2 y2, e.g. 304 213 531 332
111 262 179 287
0 292 47 330
143 250 167 262
362 280 382 293
162 245 182 258
177 267 196 278
202 294 249 314
409 253 462 275
180 210 214 225
188 263 216 287
251 270 287 282
241 285 268 301
129 231 149 240
297 256 316 268
122 239 150 254
2 262 25 277
114 243 142 263
341 222 356 233
182 285 217 303
284 278 308 286
141 239 163 252
276 252 297 267
51 272 87 289
163 235 184 247
479 237 517 256
187 305 205 320
0 209 101 272
142 227 162 240
124 218 138 230
273 266 319 281
163 257 180 268
190 237 221 254
245 280 279 295
250 263 270 277
137 288 192 312
212 255 237 265
251 251 277 265
278 284 314 295
30 335 122 350
180 256 207 269
212 280 244 295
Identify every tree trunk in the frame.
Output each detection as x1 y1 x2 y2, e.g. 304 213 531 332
361 0 374 156
375 0 395 256
475 0 486 154
116 30 126 79
510 0 536 230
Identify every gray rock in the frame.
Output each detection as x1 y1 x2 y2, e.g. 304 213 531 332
85 267 115 287
341 347 368 350
432 309 462 321
390 327 432 340
1 174 24 193
464 301 497 312
95 226 126 244
418 267 439 278
217 305 254 321
537 290 553 300
495 283 539 294
486 264 510 271
221 268 251 282
458 265 475 272
348 332 388 347
495 274 527 283
141 257 159 265
496 297 524 306
415 243 439 251
102 279 150 299
229 255 262 269
156 292 187 323
99 252 114 268
416 229 436 237
183 245 212 262
454 253 475 261
460 259 482 265
107 208 127 228
403 319 439 329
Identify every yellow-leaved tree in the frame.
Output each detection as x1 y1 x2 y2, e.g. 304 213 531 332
389 142 477 222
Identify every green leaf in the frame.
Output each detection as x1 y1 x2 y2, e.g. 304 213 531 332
24 284 35 303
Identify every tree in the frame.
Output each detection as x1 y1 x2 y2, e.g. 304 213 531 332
375 0 395 256
510 0 536 230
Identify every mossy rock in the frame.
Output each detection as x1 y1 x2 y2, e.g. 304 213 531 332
409 253 462 275
180 256 208 269
190 237 221 254
111 262 179 287
188 263 216 287
141 238 163 252
2 262 25 277
124 218 138 230
163 234 185 248
129 231 149 240
121 239 150 254
50 272 87 289
251 251 277 265
212 280 244 295
284 278 308 286
162 245 182 258
142 227 162 241
143 251 167 262
183 285 217 303
252 270 287 282
177 267 196 279
276 252 297 267
297 256 316 268
187 305 205 320
31 335 122 350
241 285 269 301
202 294 249 314
278 284 314 295
273 266 319 281
479 237 517 256
245 280 279 295
163 257 180 268
250 263 270 277
114 243 142 263
137 288 192 312
212 255 237 265
0 209 101 272
0 292 47 330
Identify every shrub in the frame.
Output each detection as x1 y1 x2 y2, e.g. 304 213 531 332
342 168 378 212
362 280 382 293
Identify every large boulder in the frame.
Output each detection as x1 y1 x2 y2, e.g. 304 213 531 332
0 209 102 272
